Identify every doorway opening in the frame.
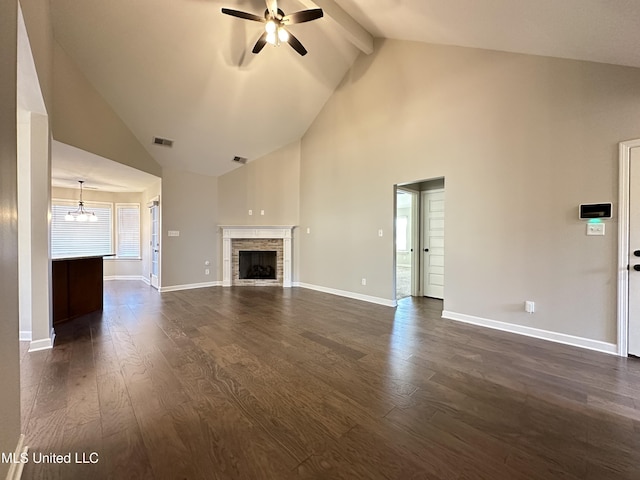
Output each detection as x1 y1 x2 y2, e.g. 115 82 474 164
394 178 445 302
395 189 417 299
149 198 160 289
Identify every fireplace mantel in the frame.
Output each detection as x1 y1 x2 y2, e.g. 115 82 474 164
220 226 295 287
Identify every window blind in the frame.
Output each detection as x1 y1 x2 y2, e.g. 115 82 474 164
51 200 113 257
116 204 141 258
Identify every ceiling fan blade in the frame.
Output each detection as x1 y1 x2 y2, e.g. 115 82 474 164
285 30 307 56
252 32 269 54
265 0 278 18
282 8 323 25
221 8 264 22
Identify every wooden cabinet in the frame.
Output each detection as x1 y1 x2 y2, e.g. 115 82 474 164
52 256 104 325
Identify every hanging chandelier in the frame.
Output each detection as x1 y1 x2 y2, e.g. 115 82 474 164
65 180 98 222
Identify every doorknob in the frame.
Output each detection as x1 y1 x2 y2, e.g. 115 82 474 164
424 248 429 252
634 265 640 271
634 250 640 257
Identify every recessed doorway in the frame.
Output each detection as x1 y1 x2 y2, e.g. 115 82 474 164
394 178 445 301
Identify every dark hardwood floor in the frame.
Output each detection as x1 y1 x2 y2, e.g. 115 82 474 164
19 281 640 479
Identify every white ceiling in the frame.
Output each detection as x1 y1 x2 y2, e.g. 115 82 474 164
337 0 640 68
49 0 640 185
52 141 159 192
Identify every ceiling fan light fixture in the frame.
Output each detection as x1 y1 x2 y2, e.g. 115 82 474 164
265 20 277 34
278 27 289 42
221 1 322 56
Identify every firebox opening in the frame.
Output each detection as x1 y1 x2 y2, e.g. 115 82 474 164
239 251 277 280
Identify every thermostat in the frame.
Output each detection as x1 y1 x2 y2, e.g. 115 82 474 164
579 203 612 220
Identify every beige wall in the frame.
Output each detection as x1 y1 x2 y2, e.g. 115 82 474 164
300 38 640 344
218 141 301 225
161 169 218 287
218 141 301 280
0 0 21 474
52 43 162 177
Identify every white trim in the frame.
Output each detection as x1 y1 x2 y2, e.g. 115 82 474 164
442 310 617 355
5 434 28 480
104 275 145 281
141 275 151 286
28 328 55 352
159 281 221 293
295 282 397 307
617 140 640 356
19 331 31 342
220 226 295 287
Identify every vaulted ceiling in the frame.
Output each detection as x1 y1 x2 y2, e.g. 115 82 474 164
50 0 640 183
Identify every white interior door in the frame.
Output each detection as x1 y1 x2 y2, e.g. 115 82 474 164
628 147 640 355
150 203 159 289
421 189 445 299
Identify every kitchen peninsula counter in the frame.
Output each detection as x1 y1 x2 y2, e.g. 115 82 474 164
52 254 113 325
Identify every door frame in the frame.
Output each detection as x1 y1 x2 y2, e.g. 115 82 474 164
394 187 420 298
617 139 640 357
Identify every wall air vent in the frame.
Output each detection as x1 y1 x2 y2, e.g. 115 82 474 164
152 136 174 147
232 156 248 164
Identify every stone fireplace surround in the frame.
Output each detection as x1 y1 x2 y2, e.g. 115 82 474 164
220 226 294 287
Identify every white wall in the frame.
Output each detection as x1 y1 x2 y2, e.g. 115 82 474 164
299 39 640 345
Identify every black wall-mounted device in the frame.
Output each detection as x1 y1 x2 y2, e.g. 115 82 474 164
579 203 612 219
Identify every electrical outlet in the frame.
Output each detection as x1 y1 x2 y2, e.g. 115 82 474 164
378 229 383 237
205 269 210 275
248 209 253 216
204 260 210 266
361 278 367 286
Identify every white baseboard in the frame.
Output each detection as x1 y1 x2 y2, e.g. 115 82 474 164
141 276 151 286
104 275 145 281
159 281 221 293
19 331 31 342
294 282 397 307
442 310 618 356
5 434 28 480
28 328 55 352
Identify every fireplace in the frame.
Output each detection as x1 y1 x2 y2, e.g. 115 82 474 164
239 251 277 279
220 226 294 287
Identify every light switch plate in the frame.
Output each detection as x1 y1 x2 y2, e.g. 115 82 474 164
586 223 605 236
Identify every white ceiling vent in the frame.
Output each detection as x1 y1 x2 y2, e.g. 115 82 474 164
232 156 247 164
152 136 174 147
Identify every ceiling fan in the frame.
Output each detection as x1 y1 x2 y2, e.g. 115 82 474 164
221 0 323 56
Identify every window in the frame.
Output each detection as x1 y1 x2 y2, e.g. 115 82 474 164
116 204 141 258
51 200 113 257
